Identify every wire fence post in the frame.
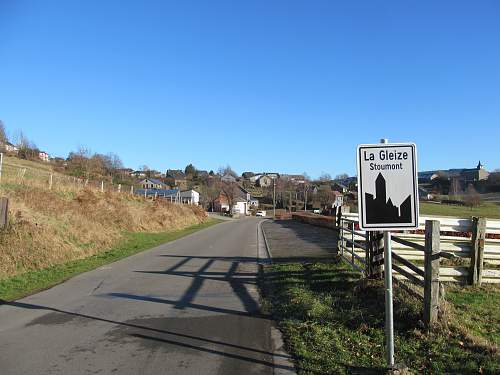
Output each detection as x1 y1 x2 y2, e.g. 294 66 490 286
0 152 3 183
49 174 53 190
101 181 104 193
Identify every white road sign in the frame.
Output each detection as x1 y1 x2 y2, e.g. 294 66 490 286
356 143 419 231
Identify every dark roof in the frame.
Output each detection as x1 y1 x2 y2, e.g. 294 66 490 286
166 170 186 179
141 178 165 185
135 189 179 196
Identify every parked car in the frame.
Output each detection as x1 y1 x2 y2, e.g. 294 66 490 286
256 210 266 217
313 209 321 214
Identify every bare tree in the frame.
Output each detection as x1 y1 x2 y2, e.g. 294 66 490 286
218 165 238 178
449 178 462 200
220 182 241 215
0 120 8 144
319 172 332 182
335 173 349 181
464 184 481 208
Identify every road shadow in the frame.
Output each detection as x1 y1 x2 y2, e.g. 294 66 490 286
0 299 295 371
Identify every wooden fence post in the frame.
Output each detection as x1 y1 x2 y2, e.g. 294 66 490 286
469 217 486 286
367 231 384 278
0 196 8 230
0 197 8 230
424 220 440 328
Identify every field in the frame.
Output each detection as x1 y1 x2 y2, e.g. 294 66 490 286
260 259 499 375
419 201 500 220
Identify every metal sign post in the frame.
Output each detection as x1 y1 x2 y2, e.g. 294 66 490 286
356 138 419 370
380 138 394 368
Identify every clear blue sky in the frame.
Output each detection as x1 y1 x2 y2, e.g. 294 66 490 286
1 1 499 177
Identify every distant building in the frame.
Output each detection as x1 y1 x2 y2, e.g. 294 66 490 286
39 151 50 162
166 169 188 188
140 178 168 190
418 161 490 185
130 170 147 178
281 174 306 184
180 190 200 205
214 185 259 215
332 182 348 194
221 174 237 183
1 142 19 154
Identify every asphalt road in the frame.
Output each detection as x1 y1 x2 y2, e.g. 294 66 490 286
0 218 292 375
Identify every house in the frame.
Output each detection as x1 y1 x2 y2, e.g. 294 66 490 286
419 187 433 201
221 174 237 183
1 142 19 154
180 190 200 205
196 170 209 179
130 170 147 178
214 185 259 215
282 174 306 185
256 174 273 187
140 178 168 190
38 151 50 162
332 182 348 194
418 162 490 185
166 169 188 188
248 173 279 187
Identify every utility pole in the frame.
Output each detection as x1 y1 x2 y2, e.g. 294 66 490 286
273 177 276 219
304 184 309 211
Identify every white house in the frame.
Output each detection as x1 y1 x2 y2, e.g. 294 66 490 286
39 151 50 162
180 190 200 205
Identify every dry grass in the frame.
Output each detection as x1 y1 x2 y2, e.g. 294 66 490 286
0 159 207 279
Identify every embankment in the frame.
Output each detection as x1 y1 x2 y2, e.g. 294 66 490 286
0 185 207 279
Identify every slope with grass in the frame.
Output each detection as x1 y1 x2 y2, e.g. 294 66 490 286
0 157 209 281
261 259 499 375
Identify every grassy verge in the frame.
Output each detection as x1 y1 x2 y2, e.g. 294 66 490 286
0 218 222 301
260 259 499 375
419 201 500 219
446 284 500 347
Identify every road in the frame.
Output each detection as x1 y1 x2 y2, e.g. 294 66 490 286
0 218 292 375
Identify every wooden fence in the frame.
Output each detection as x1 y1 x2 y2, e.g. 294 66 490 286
339 213 500 285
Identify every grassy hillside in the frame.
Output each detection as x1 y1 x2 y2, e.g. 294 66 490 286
0 156 208 280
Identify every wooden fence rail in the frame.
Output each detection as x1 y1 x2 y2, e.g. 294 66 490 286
337 213 500 327
339 213 500 284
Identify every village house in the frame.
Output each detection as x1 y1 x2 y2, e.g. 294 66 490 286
221 174 237 183
418 161 489 185
130 170 147 178
140 178 169 190
38 151 50 162
214 185 259 215
166 169 188 188
0 141 19 154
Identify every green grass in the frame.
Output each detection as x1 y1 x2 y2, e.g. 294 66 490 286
261 259 499 375
420 201 500 219
446 284 500 347
0 218 222 301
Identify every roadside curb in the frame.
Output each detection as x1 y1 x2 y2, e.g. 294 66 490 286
257 219 297 375
257 219 273 264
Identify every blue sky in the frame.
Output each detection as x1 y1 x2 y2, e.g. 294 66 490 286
1 1 499 177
